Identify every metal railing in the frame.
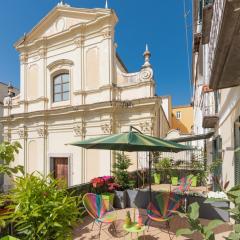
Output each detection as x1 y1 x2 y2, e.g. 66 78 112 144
202 91 218 117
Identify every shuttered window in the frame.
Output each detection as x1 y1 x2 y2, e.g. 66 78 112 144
212 136 222 191
234 117 240 185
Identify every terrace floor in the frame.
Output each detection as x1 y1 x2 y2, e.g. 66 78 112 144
147 184 207 194
73 208 232 240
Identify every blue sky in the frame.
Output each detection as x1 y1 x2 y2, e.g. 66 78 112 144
0 0 192 106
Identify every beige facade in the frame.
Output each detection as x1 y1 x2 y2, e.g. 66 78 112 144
172 105 193 134
2 3 170 186
193 0 240 189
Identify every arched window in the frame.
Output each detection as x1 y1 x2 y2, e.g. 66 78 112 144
53 73 69 102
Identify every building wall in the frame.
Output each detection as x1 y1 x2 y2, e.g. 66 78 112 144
192 0 240 189
2 4 170 187
172 105 193 134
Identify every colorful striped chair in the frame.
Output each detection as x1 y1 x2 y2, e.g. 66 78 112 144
82 193 117 237
146 192 183 239
175 176 192 193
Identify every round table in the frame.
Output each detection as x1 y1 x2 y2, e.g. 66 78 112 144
123 223 145 240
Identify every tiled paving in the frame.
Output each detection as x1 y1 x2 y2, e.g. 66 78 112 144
73 208 232 240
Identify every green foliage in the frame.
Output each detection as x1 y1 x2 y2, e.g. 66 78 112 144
3 173 82 240
0 142 23 229
155 158 172 182
176 202 223 240
112 153 133 190
224 185 240 240
209 159 223 174
156 157 172 169
0 142 23 177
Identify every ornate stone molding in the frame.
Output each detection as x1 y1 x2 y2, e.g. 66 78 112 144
139 68 153 81
17 127 28 139
74 37 85 48
73 124 86 137
102 30 111 39
19 53 28 64
139 121 153 133
37 126 48 137
38 48 47 58
101 123 112 134
47 59 74 71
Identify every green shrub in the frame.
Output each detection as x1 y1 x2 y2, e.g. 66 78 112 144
5 173 82 240
176 202 223 240
0 141 23 178
112 153 134 190
155 158 172 183
224 185 240 240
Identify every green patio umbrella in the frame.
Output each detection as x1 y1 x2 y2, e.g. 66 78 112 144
68 126 193 200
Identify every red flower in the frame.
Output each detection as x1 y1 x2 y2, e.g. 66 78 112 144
108 182 120 191
91 177 105 188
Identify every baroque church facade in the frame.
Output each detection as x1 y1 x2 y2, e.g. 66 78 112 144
2 3 170 186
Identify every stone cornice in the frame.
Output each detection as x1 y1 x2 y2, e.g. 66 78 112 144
1 97 161 123
73 81 155 96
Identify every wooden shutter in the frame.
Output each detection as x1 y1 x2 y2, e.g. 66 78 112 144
53 158 68 186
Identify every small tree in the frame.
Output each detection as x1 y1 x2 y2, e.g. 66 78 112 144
112 153 133 190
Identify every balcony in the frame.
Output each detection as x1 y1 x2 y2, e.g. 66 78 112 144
202 90 219 128
202 1 213 44
208 0 240 89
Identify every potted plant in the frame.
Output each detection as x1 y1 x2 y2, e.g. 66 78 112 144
191 175 197 187
90 176 115 209
171 169 179 186
187 174 197 187
153 171 161 184
112 153 133 208
157 158 172 183
152 162 161 184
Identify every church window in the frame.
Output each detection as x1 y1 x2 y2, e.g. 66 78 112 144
53 73 69 102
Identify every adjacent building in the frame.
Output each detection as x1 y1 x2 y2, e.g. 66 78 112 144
2 3 170 187
171 105 193 134
193 0 240 188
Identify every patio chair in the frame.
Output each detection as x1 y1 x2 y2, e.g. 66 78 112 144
82 193 117 238
175 176 192 193
146 192 182 239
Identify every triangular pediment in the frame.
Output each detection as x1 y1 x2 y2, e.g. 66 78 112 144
15 5 115 48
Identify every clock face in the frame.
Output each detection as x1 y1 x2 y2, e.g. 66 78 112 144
56 18 66 32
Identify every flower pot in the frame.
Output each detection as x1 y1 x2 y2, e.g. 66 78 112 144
101 192 114 210
171 177 178 186
126 189 138 208
188 195 230 222
113 190 127 209
190 176 197 187
153 173 161 184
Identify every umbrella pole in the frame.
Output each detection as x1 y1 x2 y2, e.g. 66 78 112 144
149 152 152 203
